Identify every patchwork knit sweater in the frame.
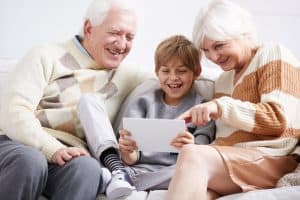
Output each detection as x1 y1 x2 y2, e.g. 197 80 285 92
0 39 151 161
214 43 300 156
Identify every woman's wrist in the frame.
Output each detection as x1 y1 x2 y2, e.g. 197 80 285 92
213 99 222 119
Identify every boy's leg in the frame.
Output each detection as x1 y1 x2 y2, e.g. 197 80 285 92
77 94 118 159
77 94 135 199
0 135 48 200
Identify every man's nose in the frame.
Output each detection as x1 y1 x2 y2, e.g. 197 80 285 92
115 35 127 50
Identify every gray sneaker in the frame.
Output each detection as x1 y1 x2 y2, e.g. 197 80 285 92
106 170 135 200
99 168 112 194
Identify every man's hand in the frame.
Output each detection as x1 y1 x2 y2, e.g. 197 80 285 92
179 100 220 126
170 131 195 150
119 129 138 165
51 147 90 166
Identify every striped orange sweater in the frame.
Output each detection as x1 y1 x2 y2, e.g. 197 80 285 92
214 43 300 156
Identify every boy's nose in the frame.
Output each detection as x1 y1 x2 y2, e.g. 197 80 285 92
169 73 179 80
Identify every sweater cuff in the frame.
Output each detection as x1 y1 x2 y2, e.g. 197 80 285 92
215 97 231 121
41 140 66 161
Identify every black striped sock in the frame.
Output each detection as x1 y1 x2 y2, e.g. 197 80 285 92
100 148 125 172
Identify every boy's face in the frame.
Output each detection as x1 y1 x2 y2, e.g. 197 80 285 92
156 58 196 105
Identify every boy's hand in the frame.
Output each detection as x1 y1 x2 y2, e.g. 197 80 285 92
119 129 138 165
51 147 90 166
119 129 138 153
170 131 194 150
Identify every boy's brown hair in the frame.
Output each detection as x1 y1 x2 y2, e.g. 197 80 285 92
154 35 201 76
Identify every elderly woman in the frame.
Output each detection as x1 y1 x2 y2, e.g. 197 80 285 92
166 0 300 199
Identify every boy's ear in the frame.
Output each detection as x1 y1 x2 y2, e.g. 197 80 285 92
195 64 202 78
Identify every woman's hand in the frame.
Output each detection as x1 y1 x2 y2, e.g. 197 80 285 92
171 131 195 150
179 100 220 126
119 129 138 165
51 147 90 166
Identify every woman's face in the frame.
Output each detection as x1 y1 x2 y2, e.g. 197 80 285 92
200 37 247 71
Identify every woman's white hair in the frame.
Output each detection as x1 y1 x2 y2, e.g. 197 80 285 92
79 0 135 37
192 0 257 50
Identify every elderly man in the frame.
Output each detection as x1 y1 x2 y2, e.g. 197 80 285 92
0 0 150 200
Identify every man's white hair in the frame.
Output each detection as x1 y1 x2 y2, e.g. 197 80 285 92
79 0 135 37
192 0 257 50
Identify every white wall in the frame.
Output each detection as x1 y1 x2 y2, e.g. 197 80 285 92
1 0 299 76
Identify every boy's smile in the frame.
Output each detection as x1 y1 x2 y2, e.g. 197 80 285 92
156 58 196 106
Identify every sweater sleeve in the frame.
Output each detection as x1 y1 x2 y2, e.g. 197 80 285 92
192 120 216 144
216 96 285 136
215 45 299 136
116 96 149 132
0 47 66 161
190 96 216 144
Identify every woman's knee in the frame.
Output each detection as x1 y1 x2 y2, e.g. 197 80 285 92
180 144 203 159
179 145 214 164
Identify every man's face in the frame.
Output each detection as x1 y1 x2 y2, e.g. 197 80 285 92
83 8 137 69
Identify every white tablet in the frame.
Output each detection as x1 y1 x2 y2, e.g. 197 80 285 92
122 118 185 152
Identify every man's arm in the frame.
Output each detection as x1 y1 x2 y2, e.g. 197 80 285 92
0 47 66 161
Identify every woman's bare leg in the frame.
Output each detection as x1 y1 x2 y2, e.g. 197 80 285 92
166 145 241 200
207 189 219 200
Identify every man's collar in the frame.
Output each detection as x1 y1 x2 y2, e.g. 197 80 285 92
72 35 92 58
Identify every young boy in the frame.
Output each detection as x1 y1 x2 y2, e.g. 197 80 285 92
77 35 215 199
116 35 216 190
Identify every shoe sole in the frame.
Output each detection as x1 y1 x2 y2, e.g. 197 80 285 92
106 187 134 200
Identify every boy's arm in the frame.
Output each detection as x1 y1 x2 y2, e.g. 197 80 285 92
191 119 216 144
118 129 139 165
186 94 216 145
116 96 149 165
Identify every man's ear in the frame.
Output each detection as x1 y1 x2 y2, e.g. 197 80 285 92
83 20 93 38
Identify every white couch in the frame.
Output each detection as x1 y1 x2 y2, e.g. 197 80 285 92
1 58 299 200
